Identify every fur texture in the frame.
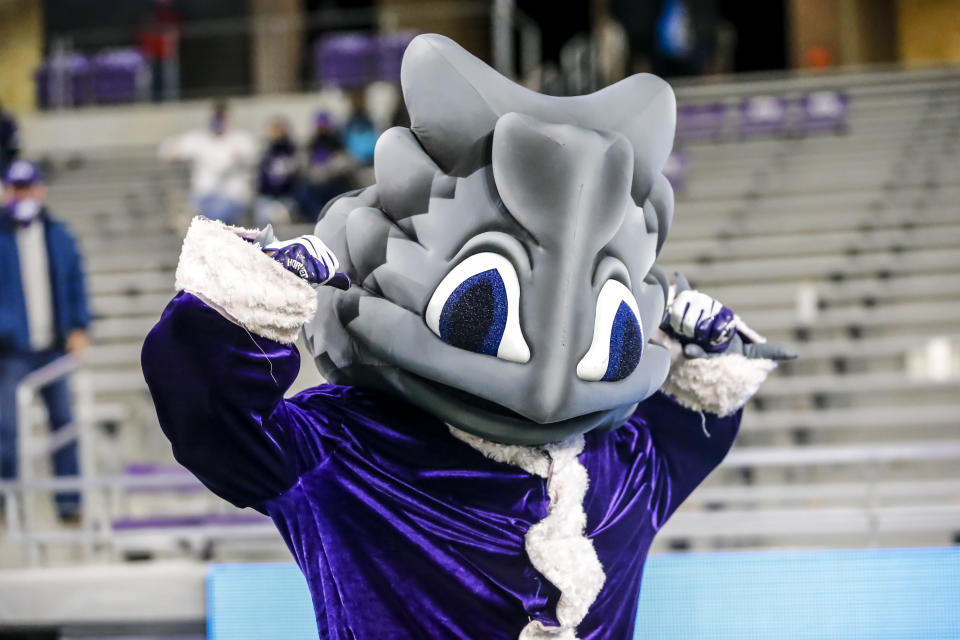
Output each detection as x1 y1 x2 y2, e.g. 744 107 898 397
175 217 318 344
450 426 551 477
450 427 605 639
657 329 776 417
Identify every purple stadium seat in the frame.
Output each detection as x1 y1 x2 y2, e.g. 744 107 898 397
377 32 418 83
739 95 788 138
124 462 202 494
92 49 148 104
676 102 726 142
798 90 850 134
314 32 378 89
34 54 93 110
662 150 689 193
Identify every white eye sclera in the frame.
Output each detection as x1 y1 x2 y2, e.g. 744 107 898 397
577 280 644 382
425 252 530 363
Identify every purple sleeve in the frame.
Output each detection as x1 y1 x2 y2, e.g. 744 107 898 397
141 291 327 511
634 391 742 522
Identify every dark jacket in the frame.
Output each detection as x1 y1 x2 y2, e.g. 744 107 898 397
257 138 298 198
0 113 19 173
0 210 90 354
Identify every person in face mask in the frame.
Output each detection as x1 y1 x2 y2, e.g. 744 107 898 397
158 100 258 224
0 160 91 521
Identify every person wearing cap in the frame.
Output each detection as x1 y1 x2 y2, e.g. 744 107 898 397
0 160 90 520
159 100 257 224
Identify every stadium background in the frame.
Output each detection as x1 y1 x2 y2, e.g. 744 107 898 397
1 0 959 638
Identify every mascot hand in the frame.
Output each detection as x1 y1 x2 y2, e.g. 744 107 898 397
664 274 797 361
254 225 349 289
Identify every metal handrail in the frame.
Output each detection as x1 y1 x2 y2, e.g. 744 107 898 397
0 471 200 493
13 353 97 565
17 353 80 392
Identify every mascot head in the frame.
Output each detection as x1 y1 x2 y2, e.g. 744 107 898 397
307 34 677 445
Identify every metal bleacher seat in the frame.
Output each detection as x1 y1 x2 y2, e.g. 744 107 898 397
5 68 960 568
648 68 960 552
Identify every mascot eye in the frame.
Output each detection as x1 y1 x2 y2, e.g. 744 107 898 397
425 253 530 363
577 280 644 382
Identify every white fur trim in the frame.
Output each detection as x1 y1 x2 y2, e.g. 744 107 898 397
449 427 605 639
657 329 776 416
520 621 578 640
174 217 318 344
449 427 551 478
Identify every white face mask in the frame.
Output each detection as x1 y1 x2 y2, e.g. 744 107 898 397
11 198 42 225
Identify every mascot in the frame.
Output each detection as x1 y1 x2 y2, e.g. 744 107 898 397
142 35 794 639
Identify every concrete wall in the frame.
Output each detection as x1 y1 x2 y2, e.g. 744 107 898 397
789 0 898 69
790 0 960 69
0 0 43 114
379 0 490 61
250 0 305 94
897 0 960 63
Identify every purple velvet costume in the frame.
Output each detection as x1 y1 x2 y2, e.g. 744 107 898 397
142 292 741 639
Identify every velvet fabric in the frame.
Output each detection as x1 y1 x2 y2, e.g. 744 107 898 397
142 292 741 639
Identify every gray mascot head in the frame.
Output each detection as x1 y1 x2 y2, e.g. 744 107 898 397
307 34 677 445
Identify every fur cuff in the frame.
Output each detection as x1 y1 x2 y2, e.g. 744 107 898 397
174 217 318 344
657 330 776 417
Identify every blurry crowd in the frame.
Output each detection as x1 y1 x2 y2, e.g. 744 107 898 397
0 86 392 523
159 94 384 230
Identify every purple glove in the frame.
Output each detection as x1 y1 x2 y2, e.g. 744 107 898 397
264 235 350 289
665 288 737 353
662 274 797 361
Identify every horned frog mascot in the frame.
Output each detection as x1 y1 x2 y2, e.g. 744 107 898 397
143 35 794 640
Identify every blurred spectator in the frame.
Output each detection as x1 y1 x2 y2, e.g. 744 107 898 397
0 101 19 176
296 111 354 221
342 91 378 165
0 161 90 521
159 100 257 224
653 0 719 77
138 0 181 102
805 46 835 69
255 117 299 227
611 0 719 77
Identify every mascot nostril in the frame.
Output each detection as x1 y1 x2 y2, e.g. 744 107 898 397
143 33 796 640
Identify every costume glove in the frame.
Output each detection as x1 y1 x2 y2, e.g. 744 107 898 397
664 274 797 361
255 224 350 289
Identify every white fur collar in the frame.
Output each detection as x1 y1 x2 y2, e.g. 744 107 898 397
449 427 605 639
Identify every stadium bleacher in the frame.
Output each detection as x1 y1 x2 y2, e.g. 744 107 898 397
2 67 959 580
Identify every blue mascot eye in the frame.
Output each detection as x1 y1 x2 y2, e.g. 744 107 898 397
602 301 643 381
438 269 508 356
577 280 644 382
426 252 531 363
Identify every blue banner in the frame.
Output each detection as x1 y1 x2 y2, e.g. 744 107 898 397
208 547 960 639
